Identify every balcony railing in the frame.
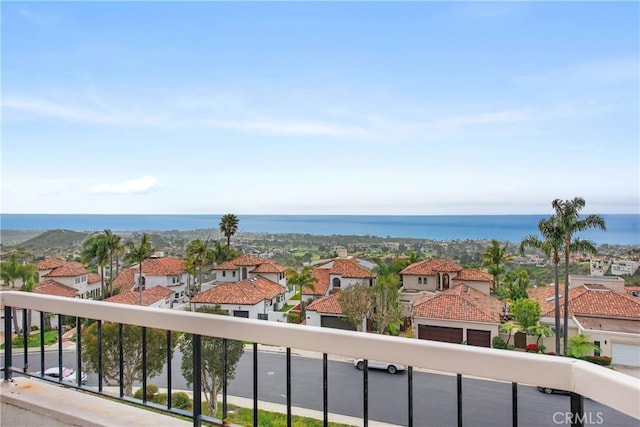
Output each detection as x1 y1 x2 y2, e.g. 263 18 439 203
2 291 639 427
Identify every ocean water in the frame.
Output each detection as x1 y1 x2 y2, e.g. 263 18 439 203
1 214 638 245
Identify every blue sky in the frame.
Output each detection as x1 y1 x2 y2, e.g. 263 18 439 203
2 1 638 215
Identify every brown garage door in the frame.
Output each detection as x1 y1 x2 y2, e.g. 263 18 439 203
467 329 491 347
321 316 356 331
418 325 463 343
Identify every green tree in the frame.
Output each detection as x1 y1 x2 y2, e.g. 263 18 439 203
566 334 600 359
481 240 513 292
510 298 541 331
124 234 153 305
1 254 38 333
496 269 531 301
179 306 244 416
104 229 123 296
82 322 176 396
286 266 316 320
500 321 521 347
82 233 110 296
369 273 402 335
520 217 564 355
528 324 553 348
552 197 606 355
219 214 239 250
338 284 371 332
185 239 215 293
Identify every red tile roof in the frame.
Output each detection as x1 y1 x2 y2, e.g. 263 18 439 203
214 255 275 270
454 269 494 282
400 258 463 275
87 273 102 284
251 262 288 273
35 280 77 298
139 257 184 276
411 283 502 323
191 276 285 305
306 292 343 314
528 285 640 319
112 268 136 291
43 261 89 278
306 268 331 295
317 258 376 279
37 259 66 270
104 286 173 306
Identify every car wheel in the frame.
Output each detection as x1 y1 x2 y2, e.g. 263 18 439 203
387 365 397 374
543 388 553 394
356 361 364 370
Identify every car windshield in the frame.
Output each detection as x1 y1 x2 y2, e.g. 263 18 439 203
45 368 73 378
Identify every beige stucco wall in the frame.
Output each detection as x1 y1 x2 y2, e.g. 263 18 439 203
451 280 491 295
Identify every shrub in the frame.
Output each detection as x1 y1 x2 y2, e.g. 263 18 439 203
584 355 612 366
172 392 192 410
492 336 506 349
526 343 538 352
506 344 515 351
287 313 299 324
134 384 159 401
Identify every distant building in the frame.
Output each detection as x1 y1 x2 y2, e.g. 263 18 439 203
610 260 639 276
590 258 611 276
36 259 101 299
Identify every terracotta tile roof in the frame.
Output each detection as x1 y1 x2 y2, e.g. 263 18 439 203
191 276 286 305
454 269 494 282
104 286 173 306
139 257 184 276
87 273 102 284
305 268 331 295
411 283 502 323
112 268 136 291
316 258 376 279
37 259 66 270
214 255 276 270
529 284 640 319
400 258 463 275
35 279 77 298
43 261 89 278
250 262 288 274
306 292 343 314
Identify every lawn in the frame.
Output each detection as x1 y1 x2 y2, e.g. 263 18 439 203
289 292 301 301
0 330 58 349
214 403 354 427
280 304 294 312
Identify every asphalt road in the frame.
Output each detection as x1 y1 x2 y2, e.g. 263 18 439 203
9 349 638 427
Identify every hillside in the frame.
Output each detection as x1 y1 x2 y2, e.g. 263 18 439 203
0 230 46 246
12 229 90 249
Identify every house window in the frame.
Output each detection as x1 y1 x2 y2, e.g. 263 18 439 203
232 271 236 277
242 267 248 280
333 278 341 288
222 271 226 277
436 274 441 289
594 340 601 356
258 313 268 320
443 274 450 290
418 277 422 284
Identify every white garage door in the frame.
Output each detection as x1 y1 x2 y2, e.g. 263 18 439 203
612 343 640 367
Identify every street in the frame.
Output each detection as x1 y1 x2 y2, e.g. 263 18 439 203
10 349 638 427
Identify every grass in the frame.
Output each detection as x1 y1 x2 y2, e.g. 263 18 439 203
289 292 301 301
0 330 58 349
214 403 354 427
280 304 294 312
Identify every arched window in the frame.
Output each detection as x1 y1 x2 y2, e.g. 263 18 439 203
442 274 450 290
333 278 341 288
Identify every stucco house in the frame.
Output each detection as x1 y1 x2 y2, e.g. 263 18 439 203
411 283 503 348
112 256 188 304
306 292 364 331
399 258 493 317
528 283 640 367
213 254 289 289
190 276 287 320
303 257 376 301
37 259 101 299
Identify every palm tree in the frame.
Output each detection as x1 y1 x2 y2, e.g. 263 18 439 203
185 239 215 293
18 263 38 334
528 324 553 348
104 229 123 296
552 198 606 354
500 321 521 347
182 257 197 297
481 240 513 292
520 217 564 355
219 214 239 250
124 234 153 305
566 334 600 359
286 266 316 322
1 254 35 334
82 233 110 297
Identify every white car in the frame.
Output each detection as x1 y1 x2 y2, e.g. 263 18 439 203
38 367 88 384
353 358 407 374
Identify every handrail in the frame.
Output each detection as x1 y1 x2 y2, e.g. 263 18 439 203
2 291 639 420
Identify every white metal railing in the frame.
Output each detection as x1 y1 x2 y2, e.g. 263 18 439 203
2 291 639 421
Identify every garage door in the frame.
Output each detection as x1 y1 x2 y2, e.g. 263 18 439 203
467 329 491 347
321 316 356 331
418 325 463 344
233 310 249 318
612 343 640 367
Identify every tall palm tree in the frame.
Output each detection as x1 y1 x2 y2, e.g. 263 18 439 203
185 239 215 293
219 214 239 250
286 266 316 322
104 229 123 296
82 233 110 297
1 254 30 333
125 234 153 305
481 240 513 291
551 198 606 354
520 217 564 355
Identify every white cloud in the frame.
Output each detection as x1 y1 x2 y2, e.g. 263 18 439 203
89 176 160 194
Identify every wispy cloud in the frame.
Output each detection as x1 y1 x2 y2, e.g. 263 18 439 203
89 176 160 194
516 58 640 84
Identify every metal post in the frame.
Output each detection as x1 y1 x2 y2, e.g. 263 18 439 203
286 347 291 427
119 323 124 398
98 321 103 392
457 374 463 427
512 382 518 427
323 353 328 427
142 327 147 403
3 306 12 381
408 366 414 427
253 342 258 426
193 334 202 427
363 360 368 427
22 309 28 371
570 393 585 427
39 312 45 373
167 330 172 409
222 338 228 419
76 317 82 387
57 315 63 383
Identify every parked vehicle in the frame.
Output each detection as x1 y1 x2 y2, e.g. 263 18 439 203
37 367 87 384
353 358 406 374
537 386 570 395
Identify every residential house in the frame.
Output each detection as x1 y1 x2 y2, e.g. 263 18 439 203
569 274 626 293
399 258 493 317
306 292 363 330
104 287 174 308
36 259 101 299
411 283 503 348
190 276 287 320
610 260 640 276
303 257 376 301
590 258 612 276
528 284 640 367
111 256 188 304
213 255 289 289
